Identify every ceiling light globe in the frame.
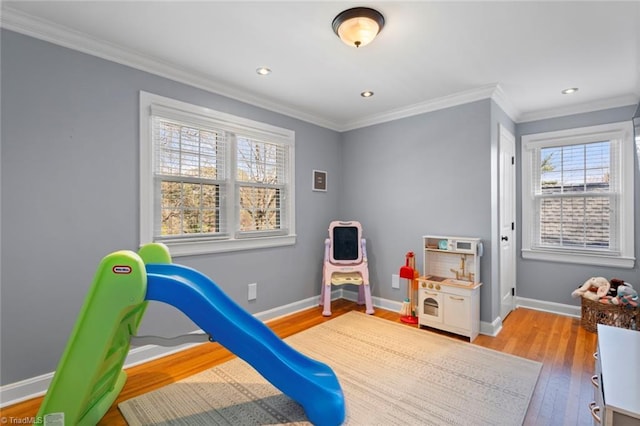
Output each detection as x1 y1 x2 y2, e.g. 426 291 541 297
338 17 380 48
332 7 385 48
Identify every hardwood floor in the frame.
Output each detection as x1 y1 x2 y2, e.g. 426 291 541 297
0 299 597 425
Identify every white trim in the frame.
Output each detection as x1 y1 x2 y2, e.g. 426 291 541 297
0 294 322 408
517 94 640 124
521 249 635 269
340 84 501 131
0 293 582 407
0 7 338 131
520 121 635 268
139 91 296 257
1 7 505 131
0 373 52 408
160 235 296 257
481 298 583 336
341 288 502 338
480 316 503 337
2 8 638 131
139 92 154 250
254 295 324 323
516 296 581 318
491 84 521 122
340 288 403 313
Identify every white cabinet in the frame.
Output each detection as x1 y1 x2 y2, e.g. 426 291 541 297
417 279 481 341
444 292 472 331
591 325 640 425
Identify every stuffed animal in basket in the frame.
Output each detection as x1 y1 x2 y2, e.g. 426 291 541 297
571 277 610 301
608 278 626 297
600 283 638 307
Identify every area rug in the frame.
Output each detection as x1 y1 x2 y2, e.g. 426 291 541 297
119 312 541 425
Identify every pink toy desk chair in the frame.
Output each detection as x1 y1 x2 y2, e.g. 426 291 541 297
320 221 374 316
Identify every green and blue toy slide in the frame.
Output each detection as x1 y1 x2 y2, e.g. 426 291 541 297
34 243 345 426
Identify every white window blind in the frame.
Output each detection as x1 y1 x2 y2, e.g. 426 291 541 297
521 121 634 268
153 117 227 240
140 92 296 256
235 136 288 237
532 140 618 251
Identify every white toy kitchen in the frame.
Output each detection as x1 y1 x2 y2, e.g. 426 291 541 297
418 236 482 341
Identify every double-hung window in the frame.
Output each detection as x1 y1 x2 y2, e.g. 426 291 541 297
140 92 295 256
521 121 634 268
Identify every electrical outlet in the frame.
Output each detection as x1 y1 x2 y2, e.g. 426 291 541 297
392 274 400 289
248 283 257 301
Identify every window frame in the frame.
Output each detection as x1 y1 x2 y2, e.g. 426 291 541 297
520 121 635 268
140 91 296 256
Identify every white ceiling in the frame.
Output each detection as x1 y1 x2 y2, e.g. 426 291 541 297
2 1 639 130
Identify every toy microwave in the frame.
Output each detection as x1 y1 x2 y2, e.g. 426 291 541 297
448 238 482 255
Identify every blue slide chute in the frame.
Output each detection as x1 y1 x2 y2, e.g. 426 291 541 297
145 263 346 426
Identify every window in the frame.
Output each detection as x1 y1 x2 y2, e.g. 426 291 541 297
521 121 634 268
140 92 295 256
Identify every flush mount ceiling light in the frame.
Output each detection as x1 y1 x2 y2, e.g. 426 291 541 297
332 7 385 48
361 90 374 98
561 87 578 94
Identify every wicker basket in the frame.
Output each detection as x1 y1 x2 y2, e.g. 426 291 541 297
581 297 640 333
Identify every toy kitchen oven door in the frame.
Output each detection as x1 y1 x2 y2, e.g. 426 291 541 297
418 277 446 323
417 236 483 341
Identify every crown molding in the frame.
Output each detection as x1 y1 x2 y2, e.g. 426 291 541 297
0 7 510 132
491 84 521 122
0 6 341 131
339 84 502 131
2 6 636 132
516 93 640 123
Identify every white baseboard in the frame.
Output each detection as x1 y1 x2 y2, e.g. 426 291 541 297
342 291 581 334
0 373 53 409
480 316 503 337
477 297 580 339
341 288 502 338
516 296 581 318
340 288 403 312
0 292 579 407
0 294 329 408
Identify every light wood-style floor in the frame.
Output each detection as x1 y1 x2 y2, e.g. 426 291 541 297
1 299 598 425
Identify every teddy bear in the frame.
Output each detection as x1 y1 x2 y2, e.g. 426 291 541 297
571 277 610 301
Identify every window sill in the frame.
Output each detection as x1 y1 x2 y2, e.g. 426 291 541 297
151 234 297 257
521 249 635 268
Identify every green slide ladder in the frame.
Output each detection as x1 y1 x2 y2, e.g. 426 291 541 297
34 244 170 426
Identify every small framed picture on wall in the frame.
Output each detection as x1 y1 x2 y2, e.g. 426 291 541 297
312 170 327 192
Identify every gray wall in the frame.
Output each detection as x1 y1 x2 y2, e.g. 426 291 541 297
0 30 342 385
515 105 639 305
339 100 495 321
2 28 638 388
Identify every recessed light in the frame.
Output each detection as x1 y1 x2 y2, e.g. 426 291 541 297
361 90 374 98
256 67 271 76
561 87 578 94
